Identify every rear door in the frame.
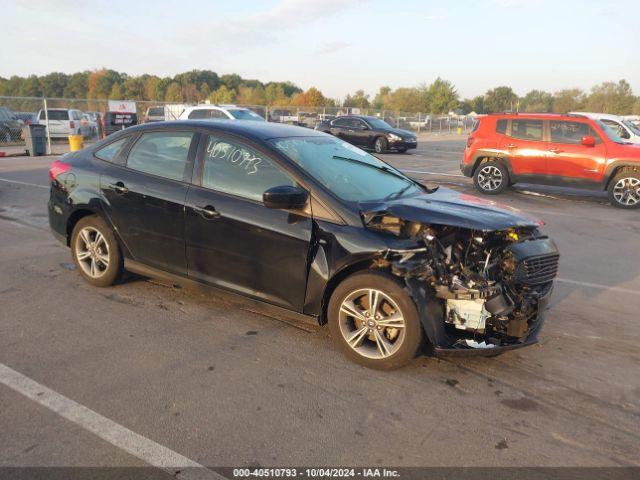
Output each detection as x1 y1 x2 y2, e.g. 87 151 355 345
100 129 198 275
500 119 547 176
329 118 351 140
184 133 312 311
546 120 606 182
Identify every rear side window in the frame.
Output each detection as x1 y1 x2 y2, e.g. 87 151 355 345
510 120 543 141
550 121 601 144
496 119 507 134
148 107 164 116
46 110 70 121
332 118 350 127
201 135 295 201
126 131 194 181
95 137 130 162
188 109 226 120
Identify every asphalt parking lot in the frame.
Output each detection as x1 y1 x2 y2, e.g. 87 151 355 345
1 137 639 474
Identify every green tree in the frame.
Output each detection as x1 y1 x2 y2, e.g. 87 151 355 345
208 85 236 104
343 89 370 108
220 74 242 91
552 88 585 113
371 86 392 109
585 80 635 114
39 72 68 97
164 82 183 102
470 95 485 114
388 87 423 112
484 86 518 113
425 78 458 113
265 83 288 105
520 90 553 112
109 83 124 100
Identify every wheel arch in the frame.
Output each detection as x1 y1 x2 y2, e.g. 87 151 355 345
318 257 380 325
604 163 640 190
471 153 513 178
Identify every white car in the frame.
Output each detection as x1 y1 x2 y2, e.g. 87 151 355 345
37 108 84 138
570 112 640 144
178 105 265 122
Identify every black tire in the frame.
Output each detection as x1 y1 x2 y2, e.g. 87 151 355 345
328 271 423 370
473 160 510 195
70 215 123 287
374 136 388 154
607 169 640 209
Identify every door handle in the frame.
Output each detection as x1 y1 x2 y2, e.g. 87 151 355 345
548 148 563 154
109 182 128 194
504 144 517 149
194 204 220 219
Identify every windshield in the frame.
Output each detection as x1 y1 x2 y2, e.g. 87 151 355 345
597 120 625 143
364 117 392 129
270 136 422 202
622 120 640 136
0 109 10 120
229 109 264 121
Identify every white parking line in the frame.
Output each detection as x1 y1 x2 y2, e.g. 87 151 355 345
0 363 224 480
400 169 465 177
0 177 48 189
556 278 640 296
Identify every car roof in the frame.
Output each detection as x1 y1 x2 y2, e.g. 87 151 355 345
485 112 590 120
569 112 622 121
123 120 327 140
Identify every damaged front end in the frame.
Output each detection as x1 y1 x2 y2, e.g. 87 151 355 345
363 209 559 355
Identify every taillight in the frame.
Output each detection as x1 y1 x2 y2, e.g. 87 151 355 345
466 137 475 148
70 121 75 129
49 159 71 182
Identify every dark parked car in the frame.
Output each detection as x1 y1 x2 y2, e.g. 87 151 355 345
16 112 37 125
315 115 417 153
0 106 24 142
49 121 558 369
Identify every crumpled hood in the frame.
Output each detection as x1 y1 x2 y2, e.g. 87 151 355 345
360 187 541 231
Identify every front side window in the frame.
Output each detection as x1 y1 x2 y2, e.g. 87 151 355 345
549 121 601 144
600 119 630 139
126 131 193 181
510 120 543 141
202 136 295 201
95 137 130 162
270 136 422 203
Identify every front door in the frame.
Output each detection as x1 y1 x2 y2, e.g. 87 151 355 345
100 130 197 275
500 119 547 176
546 120 606 183
185 134 312 311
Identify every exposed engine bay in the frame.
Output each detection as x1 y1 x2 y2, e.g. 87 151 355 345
363 211 559 351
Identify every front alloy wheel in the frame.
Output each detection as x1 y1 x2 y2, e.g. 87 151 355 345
374 136 388 154
610 176 640 208
338 288 406 360
328 271 423 370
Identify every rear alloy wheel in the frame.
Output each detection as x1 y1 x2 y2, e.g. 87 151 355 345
328 271 423 370
608 171 640 209
374 136 388 154
71 215 123 287
473 161 509 195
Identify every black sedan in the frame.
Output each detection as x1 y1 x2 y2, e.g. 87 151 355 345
48 121 558 369
315 115 417 153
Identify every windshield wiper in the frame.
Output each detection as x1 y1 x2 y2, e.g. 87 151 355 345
383 183 414 201
332 155 410 182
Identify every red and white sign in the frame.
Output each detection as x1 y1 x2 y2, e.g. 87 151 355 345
108 100 137 113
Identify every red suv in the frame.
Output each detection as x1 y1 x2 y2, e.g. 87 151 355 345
461 113 640 208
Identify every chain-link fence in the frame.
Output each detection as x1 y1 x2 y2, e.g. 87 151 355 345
0 96 476 156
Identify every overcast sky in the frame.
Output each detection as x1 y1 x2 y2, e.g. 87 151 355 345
2 0 638 100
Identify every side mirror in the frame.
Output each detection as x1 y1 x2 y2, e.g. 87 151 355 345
263 185 308 210
581 135 596 147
